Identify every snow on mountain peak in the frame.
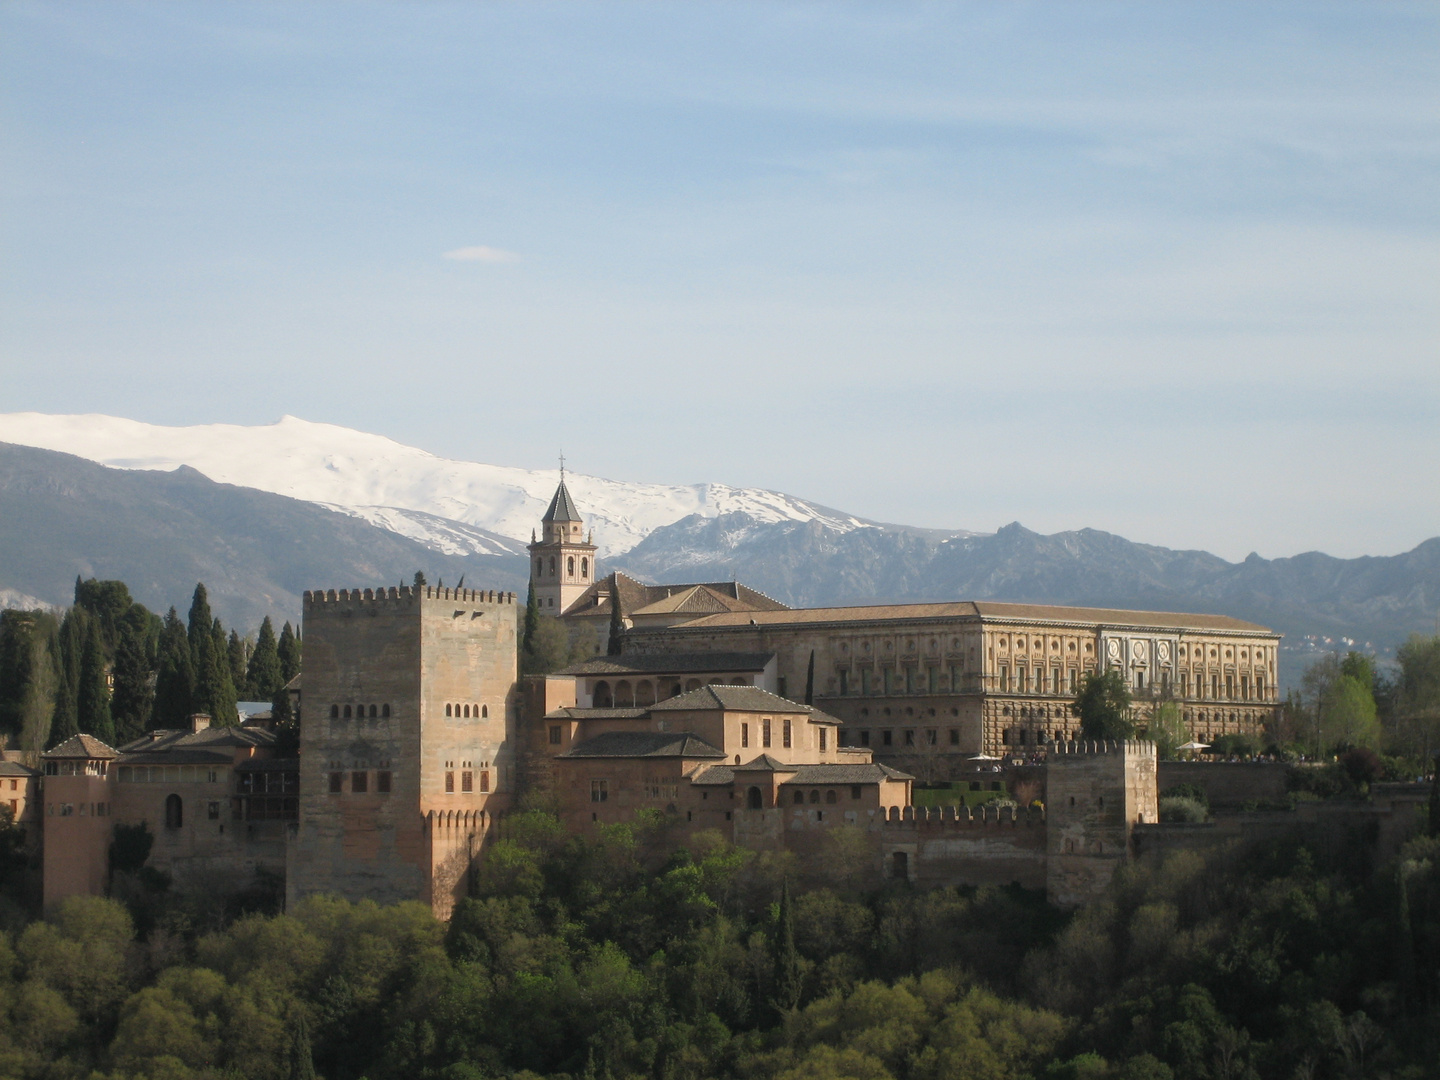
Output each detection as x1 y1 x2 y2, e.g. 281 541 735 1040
0 412 869 555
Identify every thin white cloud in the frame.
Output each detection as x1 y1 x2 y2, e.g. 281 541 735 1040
442 245 520 263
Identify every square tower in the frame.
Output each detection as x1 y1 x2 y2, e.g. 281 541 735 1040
1045 739 1158 907
528 479 596 614
289 585 518 917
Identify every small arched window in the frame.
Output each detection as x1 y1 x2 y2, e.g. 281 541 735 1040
330 704 339 719
549 557 556 575
808 790 820 804
382 704 390 718
747 787 763 810
343 705 352 719
369 704 377 718
825 790 837 804
481 705 488 718
165 794 183 829
567 556 575 576
792 790 804 804
463 704 470 718
445 704 452 717
580 558 588 576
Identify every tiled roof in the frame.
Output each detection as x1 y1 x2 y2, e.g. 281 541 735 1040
117 725 276 756
657 600 1274 634
649 684 809 714
560 573 788 619
784 762 915 784
560 731 726 760
630 586 774 617
42 733 118 759
556 652 774 676
544 707 649 720
734 753 793 772
0 761 38 776
542 480 582 523
690 765 735 785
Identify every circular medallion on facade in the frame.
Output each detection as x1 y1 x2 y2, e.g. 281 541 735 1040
1107 639 1121 660
1157 641 1171 663
1132 640 1147 661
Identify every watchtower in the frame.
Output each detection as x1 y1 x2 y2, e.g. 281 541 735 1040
40 734 118 908
1045 739 1158 907
528 473 596 614
288 584 518 918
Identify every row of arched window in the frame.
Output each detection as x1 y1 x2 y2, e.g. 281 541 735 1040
445 703 489 718
594 678 727 708
534 556 590 578
330 703 390 719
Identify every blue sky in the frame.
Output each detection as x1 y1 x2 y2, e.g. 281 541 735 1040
2 2 1436 561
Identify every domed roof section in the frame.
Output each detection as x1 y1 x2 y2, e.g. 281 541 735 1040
541 479 582 524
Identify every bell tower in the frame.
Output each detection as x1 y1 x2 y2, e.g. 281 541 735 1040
528 461 596 615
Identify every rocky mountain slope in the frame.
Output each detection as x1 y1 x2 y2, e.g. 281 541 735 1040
0 443 528 630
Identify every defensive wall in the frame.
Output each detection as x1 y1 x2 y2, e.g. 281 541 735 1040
1155 760 1290 809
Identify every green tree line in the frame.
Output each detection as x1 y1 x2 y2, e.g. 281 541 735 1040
0 579 301 752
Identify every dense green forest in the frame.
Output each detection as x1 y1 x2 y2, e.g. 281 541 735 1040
0 579 301 751
1 799 1438 1080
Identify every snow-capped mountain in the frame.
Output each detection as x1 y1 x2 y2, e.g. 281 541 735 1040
0 413 875 556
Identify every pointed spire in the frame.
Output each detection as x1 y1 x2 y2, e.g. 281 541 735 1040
541 479 582 524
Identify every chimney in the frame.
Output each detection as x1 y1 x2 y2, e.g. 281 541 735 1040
189 714 212 734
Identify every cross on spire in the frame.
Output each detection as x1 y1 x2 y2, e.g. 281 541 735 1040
559 450 565 482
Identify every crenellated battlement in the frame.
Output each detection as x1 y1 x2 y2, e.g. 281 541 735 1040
303 586 517 607
880 803 1045 827
1048 739 1156 758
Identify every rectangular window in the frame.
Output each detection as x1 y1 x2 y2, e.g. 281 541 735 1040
1070 669 1079 693
949 728 960 745
763 719 771 747
861 668 872 695
927 666 939 692
782 719 792 748
480 770 489 793
742 722 749 748
819 728 827 751
883 668 894 695
591 779 608 803
377 770 392 793
1256 676 1265 699
352 771 368 793
927 728 937 745
850 785 862 799
1000 667 1009 692
1226 675 1235 699
1212 675 1220 698
328 772 343 794
548 725 562 745
904 667 915 694
461 771 473 793
838 669 849 695
860 729 871 747
904 729 915 746
1018 667 1028 693
445 771 455 793
208 801 220 820
882 730 893 746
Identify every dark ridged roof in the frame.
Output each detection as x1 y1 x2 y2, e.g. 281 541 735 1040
0 761 38 776
117 725 276 756
544 707 650 720
542 480 582 524
560 731 725 760
650 684 808 714
784 762 914 784
42 733 117 760
734 753 793 772
556 652 774 676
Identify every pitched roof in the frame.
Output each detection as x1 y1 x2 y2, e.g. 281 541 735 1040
649 684 810 714
630 585 780 618
117 725 277 756
556 652 774 677
690 765 735 785
41 733 118 759
542 480 582 523
656 600 1274 634
559 572 788 619
560 731 725 760
734 753 794 772
544 707 650 720
783 762 916 784
0 761 38 777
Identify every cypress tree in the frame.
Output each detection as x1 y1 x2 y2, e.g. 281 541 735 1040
200 617 238 725
153 608 195 729
523 582 540 657
771 880 802 1017
48 634 79 750
187 583 213 661
0 610 59 754
287 1009 317 1080
247 617 284 700
77 616 114 745
227 629 249 697
277 622 302 683
804 650 815 706
110 622 155 746
607 577 624 657
52 608 86 739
